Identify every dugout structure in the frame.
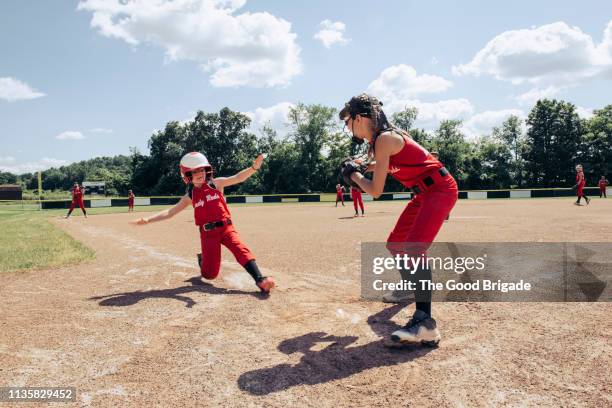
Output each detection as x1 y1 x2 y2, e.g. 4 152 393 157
0 184 22 200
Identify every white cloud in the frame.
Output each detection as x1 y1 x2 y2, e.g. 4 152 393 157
367 64 453 100
0 156 16 164
462 109 525 139
0 77 46 102
244 101 295 137
0 158 69 175
513 86 563 106
383 98 474 126
576 106 594 119
453 21 612 85
89 127 114 134
78 0 302 88
314 20 350 48
56 131 85 140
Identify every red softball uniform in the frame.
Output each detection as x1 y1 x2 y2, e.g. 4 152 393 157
69 186 86 212
351 186 364 213
385 133 458 256
576 172 585 196
128 192 135 208
336 185 345 202
188 182 255 280
599 179 608 191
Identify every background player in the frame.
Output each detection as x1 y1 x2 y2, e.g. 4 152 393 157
335 184 346 207
339 93 457 347
128 190 135 212
599 176 609 198
350 185 365 217
574 164 590 205
130 152 275 294
65 182 87 218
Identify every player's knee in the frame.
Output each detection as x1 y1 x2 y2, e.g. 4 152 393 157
200 266 220 280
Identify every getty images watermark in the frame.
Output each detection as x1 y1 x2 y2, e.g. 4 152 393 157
361 243 611 302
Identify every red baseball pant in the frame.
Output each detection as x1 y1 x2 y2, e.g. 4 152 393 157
352 193 364 213
199 225 255 280
67 198 86 215
387 176 458 256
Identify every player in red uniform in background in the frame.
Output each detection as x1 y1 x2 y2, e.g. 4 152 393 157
340 93 457 346
131 152 275 293
128 190 135 212
350 185 365 217
599 176 609 198
335 184 346 207
574 164 590 205
65 182 87 218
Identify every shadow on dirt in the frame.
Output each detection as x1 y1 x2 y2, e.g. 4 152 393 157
89 277 267 308
237 303 435 395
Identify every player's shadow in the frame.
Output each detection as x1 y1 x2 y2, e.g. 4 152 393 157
90 277 266 308
237 303 434 395
338 216 358 220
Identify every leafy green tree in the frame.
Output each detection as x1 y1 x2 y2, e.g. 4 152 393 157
429 120 473 187
492 115 525 187
583 105 612 181
287 103 338 192
392 107 418 132
524 100 582 186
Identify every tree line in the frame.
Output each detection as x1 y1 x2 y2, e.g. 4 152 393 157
2 100 610 197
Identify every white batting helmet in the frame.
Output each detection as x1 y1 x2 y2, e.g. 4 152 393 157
179 152 213 184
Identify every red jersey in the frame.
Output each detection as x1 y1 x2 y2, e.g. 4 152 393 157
128 192 135 201
71 186 82 200
599 179 608 188
576 172 585 186
188 182 231 226
336 185 343 194
386 133 442 187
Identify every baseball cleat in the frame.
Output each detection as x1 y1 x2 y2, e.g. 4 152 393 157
382 290 414 304
390 309 441 347
586 197 591 205
197 253 202 268
256 277 276 293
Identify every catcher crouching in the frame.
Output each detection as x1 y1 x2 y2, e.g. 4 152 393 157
339 93 457 346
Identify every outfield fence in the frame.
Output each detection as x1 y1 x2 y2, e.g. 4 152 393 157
0 186 609 211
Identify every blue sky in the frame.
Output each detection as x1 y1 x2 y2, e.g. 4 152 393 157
1 0 611 174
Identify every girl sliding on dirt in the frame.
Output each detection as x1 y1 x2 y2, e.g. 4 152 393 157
131 152 275 294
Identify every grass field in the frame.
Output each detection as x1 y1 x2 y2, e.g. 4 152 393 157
0 210 95 273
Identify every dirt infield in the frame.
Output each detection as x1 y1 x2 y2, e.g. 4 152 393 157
1 198 611 407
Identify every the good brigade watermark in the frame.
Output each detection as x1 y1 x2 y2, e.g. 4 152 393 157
360 243 611 302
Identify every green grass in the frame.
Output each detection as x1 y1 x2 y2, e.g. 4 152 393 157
0 210 95 273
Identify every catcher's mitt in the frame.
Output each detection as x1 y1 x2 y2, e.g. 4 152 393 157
339 156 367 187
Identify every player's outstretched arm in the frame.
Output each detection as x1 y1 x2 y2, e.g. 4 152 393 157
214 154 264 189
130 195 191 225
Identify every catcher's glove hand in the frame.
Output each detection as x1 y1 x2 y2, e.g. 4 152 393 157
339 157 366 187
